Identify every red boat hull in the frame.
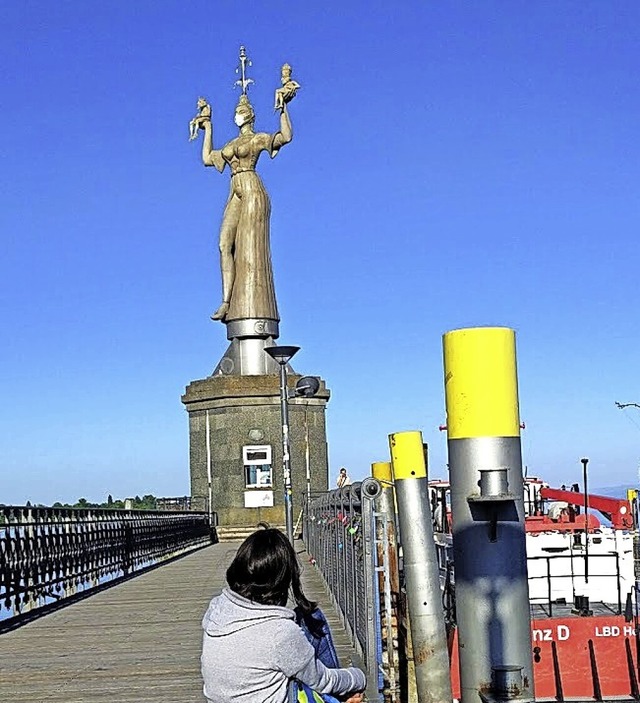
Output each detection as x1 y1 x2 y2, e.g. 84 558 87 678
448 614 639 699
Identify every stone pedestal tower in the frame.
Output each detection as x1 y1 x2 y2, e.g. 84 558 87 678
182 326 330 530
182 371 329 530
182 48 329 533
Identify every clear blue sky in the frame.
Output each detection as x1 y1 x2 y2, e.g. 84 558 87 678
2 2 639 504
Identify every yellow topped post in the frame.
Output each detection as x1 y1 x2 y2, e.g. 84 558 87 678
388 431 427 479
442 326 533 703
443 326 520 439
387 431 452 703
371 461 393 484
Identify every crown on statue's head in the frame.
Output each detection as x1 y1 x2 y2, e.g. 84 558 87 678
236 93 254 113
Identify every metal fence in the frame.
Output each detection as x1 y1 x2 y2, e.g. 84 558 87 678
302 480 400 703
527 552 623 616
0 505 214 630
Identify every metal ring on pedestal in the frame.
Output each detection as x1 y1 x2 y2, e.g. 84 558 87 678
226 318 279 340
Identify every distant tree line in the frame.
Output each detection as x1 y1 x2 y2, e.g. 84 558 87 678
54 494 158 510
7 495 159 510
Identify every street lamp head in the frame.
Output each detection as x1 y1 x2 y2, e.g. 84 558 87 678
264 345 300 366
294 375 320 397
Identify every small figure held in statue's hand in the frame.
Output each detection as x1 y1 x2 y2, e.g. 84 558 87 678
274 63 300 111
336 468 351 489
189 97 212 141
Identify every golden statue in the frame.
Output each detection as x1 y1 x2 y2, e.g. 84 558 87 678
190 48 298 324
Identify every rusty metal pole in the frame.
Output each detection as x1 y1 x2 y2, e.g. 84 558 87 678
389 431 452 703
372 461 401 703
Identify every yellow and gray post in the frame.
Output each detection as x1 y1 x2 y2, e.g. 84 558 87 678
389 432 452 703
443 327 533 703
372 461 401 703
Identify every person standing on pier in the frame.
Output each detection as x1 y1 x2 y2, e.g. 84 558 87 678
336 468 351 488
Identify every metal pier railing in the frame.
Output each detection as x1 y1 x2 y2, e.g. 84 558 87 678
0 505 215 630
302 480 401 703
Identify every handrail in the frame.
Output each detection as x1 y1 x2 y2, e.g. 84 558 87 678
527 552 623 615
302 482 387 703
0 505 215 630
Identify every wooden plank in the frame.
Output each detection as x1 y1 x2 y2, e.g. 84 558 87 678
0 541 365 702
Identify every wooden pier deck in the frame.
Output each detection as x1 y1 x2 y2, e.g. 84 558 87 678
0 541 365 703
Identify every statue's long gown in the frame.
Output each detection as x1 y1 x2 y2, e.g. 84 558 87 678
221 132 280 322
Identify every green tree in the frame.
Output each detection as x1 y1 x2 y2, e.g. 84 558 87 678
140 494 157 510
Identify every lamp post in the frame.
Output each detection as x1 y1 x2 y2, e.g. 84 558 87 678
264 345 300 543
581 457 590 585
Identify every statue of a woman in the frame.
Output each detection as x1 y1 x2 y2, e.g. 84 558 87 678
194 92 293 323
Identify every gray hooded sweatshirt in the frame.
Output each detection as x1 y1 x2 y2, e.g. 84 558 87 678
201 588 366 703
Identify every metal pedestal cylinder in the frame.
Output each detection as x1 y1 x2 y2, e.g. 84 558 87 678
213 318 281 376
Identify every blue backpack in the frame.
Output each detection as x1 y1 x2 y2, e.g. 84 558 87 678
290 607 343 703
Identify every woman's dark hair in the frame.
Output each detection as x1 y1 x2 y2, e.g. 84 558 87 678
226 528 316 614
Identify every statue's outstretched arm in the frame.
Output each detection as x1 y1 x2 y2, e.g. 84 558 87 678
271 103 292 155
201 119 226 173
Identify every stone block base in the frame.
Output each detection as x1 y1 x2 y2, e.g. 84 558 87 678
182 373 330 531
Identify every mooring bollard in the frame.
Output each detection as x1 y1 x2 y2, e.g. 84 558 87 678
389 431 452 703
443 327 533 703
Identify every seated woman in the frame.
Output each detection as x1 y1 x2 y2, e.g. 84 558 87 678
201 528 366 703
